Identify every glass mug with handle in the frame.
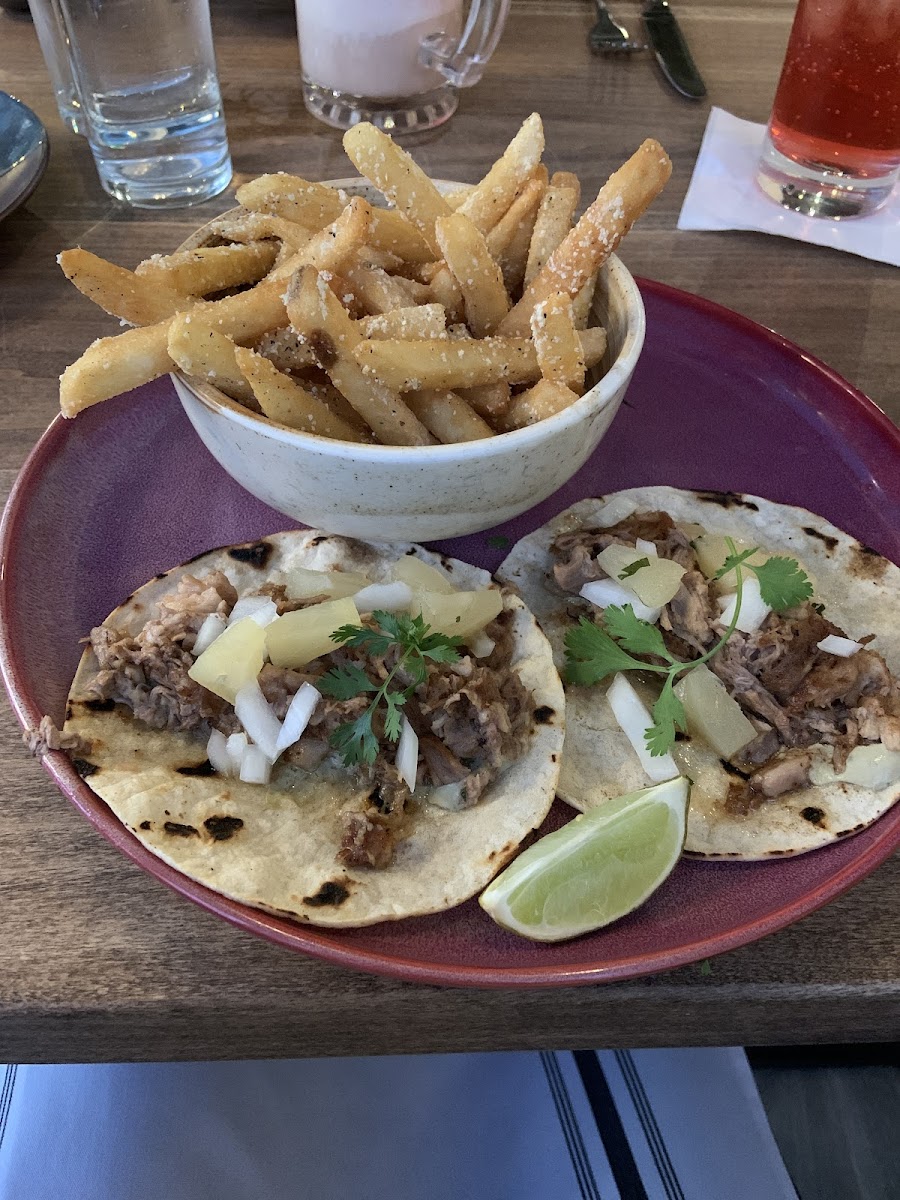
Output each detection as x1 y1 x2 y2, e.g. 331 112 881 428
297 0 510 134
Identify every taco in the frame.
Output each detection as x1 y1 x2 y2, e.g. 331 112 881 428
56 532 564 926
497 487 900 859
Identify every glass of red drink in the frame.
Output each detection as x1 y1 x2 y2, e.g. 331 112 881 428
756 0 900 218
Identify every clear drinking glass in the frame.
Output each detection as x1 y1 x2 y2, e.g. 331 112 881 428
296 0 510 134
756 0 900 219
49 0 232 208
28 0 84 133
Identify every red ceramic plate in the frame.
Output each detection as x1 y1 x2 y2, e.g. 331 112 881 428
3 280 900 987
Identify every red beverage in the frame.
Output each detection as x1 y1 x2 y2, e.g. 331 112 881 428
769 0 900 178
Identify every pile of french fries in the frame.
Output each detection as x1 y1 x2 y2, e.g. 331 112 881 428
58 115 671 446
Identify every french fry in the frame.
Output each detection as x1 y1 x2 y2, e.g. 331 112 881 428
58 249 189 325
253 327 318 374
427 264 465 324
406 389 494 443
135 242 280 297
443 185 475 210
343 122 451 256
501 379 580 430
234 346 367 442
305 379 372 436
60 322 173 416
549 171 581 207
434 213 509 337
457 381 512 423
487 172 549 259
499 139 672 335
570 274 598 330
354 327 606 392
167 317 257 407
359 304 447 340
237 172 434 264
285 266 434 446
530 293 585 391
341 260 414 314
269 196 372 280
59 277 290 416
457 113 545 233
524 185 579 286
206 211 315 250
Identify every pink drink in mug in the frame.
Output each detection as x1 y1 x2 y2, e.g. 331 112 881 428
757 0 900 218
296 0 510 134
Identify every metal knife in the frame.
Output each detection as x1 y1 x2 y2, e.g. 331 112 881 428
641 0 707 100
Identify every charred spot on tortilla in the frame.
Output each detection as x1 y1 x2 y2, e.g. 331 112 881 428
72 757 99 778
163 821 199 837
203 815 244 841
139 820 152 830
308 329 338 369
303 879 351 907
65 705 73 721
802 526 838 552
176 759 216 777
837 822 866 837
534 705 556 725
850 543 888 581
721 759 751 780
696 491 759 511
228 541 273 569
83 697 116 713
801 806 826 826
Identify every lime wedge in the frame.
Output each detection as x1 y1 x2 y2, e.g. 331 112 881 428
479 777 689 942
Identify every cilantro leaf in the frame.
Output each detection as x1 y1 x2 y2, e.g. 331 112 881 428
603 605 677 663
644 678 685 757
324 609 462 768
618 557 650 580
564 616 649 686
329 712 379 766
751 556 813 610
318 663 378 700
714 547 759 580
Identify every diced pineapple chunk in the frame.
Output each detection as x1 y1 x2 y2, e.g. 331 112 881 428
188 617 267 704
595 544 685 607
266 597 361 667
415 589 503 640
283 567 369 601
393 555 456 595
674 663 757 759
693 533 768 589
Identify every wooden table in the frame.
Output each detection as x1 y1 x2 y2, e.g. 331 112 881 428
1 0 898 1063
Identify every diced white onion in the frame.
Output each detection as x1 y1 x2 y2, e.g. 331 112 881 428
228 595 279 627
580 578 662 624
226 732 248 775
239 743 272 785
607 673 680 783
426 782 467 810
396 714 419 792
469 632 495 658
275 682 322 755
717 577 771 634
635 538 658 557
206 728 232 776
817 634 862 657
193 612 227 657
352 580 413 614
809 743 900 790
234 679 283 762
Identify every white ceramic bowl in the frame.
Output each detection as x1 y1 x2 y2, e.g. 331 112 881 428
173 179 646 542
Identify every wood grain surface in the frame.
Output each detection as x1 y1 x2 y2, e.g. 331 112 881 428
1 0 898 1063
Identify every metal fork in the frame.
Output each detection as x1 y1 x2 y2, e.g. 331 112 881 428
588 0 646 53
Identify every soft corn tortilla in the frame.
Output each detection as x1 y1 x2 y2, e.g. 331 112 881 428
497 487 900 859
63 532 565 926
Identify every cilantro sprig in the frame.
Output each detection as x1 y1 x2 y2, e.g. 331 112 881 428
319 611 461 767
564 538 812 758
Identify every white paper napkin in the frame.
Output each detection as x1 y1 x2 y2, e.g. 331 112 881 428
678 107 900 267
